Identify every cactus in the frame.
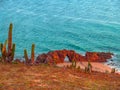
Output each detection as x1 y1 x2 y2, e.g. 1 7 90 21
85 60 92 73
0 23 15 63
1 40 8 62
111 68 115 73
0 43 3 51
71 60 76 68
0 43 2 55
31 44 35 64
24 49 29 63
8 23 13 55
11 43 16 61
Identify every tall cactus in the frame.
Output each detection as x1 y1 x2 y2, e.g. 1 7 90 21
8 23 13 57
31 44 35 64
24 49 29 63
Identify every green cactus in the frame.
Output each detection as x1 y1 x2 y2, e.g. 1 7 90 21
85 60 92 73
8 23 13 55
0 43 2 55
71 60 76 68
24 49 29 63
1 40 8 62
0 23 15 63
11 43 16 61
31 44 35 64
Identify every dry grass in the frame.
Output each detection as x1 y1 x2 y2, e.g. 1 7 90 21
0 63 120 90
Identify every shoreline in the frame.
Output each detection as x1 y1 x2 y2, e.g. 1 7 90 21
56 61 120 74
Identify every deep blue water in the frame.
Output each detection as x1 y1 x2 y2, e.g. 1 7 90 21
0 0 120 70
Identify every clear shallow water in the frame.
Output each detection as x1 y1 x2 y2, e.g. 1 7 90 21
0 0 120 70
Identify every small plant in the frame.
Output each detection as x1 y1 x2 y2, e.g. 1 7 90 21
111 68 115 73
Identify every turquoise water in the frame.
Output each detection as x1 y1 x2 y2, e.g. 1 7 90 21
0 0 120 69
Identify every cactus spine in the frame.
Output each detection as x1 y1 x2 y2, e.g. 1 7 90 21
24 49 29 63
31 44 35 64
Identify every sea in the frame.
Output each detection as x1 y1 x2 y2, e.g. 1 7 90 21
0 0 120 71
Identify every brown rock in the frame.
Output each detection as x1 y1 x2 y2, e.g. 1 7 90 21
85 52 113 62
36 50 113 64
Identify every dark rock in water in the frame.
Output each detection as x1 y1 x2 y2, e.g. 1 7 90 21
36 49 113 64
110 59 113 61
85 52 113 62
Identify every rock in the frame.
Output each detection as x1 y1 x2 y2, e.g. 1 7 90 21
85 52 113 62
36 49 113 64
36 53 48 64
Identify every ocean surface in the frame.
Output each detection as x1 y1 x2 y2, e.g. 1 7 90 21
0 0 120 71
